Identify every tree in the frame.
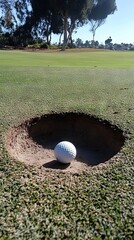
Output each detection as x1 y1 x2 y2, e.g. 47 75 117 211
0 0 30 30
105 36 112 45
58 0 93 49
89 19 105 47
0 0 33 46
84 40 90 48
88 0 117 46
0 0 14 30
75 38 83 48
20 0 63 44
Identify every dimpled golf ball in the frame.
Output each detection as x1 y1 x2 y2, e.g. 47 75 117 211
54 141 77 164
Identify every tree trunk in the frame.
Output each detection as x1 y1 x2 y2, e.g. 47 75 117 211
58 33 62 45
92 31 95 48
62 11 67 50
67 20 75 47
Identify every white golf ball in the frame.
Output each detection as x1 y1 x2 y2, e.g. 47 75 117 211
54 141 77 164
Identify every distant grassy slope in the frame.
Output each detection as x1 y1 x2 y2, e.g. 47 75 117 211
0 50 134 240
0 49 134 67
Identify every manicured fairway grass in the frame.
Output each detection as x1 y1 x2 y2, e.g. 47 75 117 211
0 49 134 239
0 49 134 67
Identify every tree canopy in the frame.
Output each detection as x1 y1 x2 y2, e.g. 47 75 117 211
88 0 116 47
89 0 117 20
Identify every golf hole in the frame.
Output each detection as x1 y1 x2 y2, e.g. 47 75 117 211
5 112 125 173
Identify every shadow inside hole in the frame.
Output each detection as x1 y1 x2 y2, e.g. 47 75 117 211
76 146 116 166
43 160 70 169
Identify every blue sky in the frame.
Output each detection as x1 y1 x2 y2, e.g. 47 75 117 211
52 0 134 44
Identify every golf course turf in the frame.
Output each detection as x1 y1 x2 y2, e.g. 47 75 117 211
0 49 134 239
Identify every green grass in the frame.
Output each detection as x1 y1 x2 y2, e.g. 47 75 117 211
0 49 134 239
0 49 134 67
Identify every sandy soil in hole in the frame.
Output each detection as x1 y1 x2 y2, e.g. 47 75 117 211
5 113 125 174
5 127 91 173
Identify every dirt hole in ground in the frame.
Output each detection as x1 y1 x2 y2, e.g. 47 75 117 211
6 112 125 173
